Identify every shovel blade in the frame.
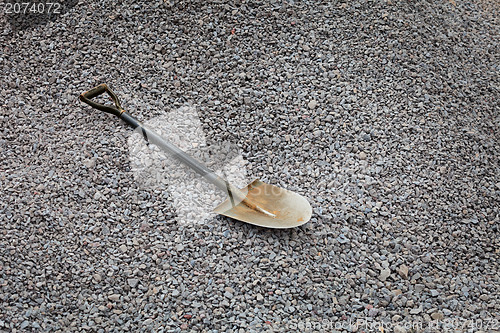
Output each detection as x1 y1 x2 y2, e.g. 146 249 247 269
214 179 312 229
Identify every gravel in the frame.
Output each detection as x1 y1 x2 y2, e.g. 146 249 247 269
0 0 499 332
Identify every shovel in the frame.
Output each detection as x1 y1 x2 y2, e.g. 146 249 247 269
80 84 312 228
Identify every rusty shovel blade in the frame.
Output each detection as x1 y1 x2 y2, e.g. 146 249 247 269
214 179 312 229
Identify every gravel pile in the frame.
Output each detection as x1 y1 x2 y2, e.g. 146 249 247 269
0 0 498 332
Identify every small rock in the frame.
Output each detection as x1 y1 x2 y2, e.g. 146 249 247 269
379 269 391 281
431 312 444 320
256 294 264 301
398 264 409 279
392 314 401 322
337 234 349 244
102 225 110 235
359 151 367 160
128 278 139 288
83 158 96 168
139 222 150 232
415 284 425 293
308 100 318 109
108 294 120 302
119 244 127 252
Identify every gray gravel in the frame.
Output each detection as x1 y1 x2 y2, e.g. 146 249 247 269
0 0 499 332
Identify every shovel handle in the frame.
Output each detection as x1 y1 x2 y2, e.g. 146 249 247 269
79 84 125 117
79 84 276 218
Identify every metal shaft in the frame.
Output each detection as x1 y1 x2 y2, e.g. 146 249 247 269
121 112 227 190
120 112 275 217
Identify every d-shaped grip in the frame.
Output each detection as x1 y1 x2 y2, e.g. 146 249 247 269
79 84 124 117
